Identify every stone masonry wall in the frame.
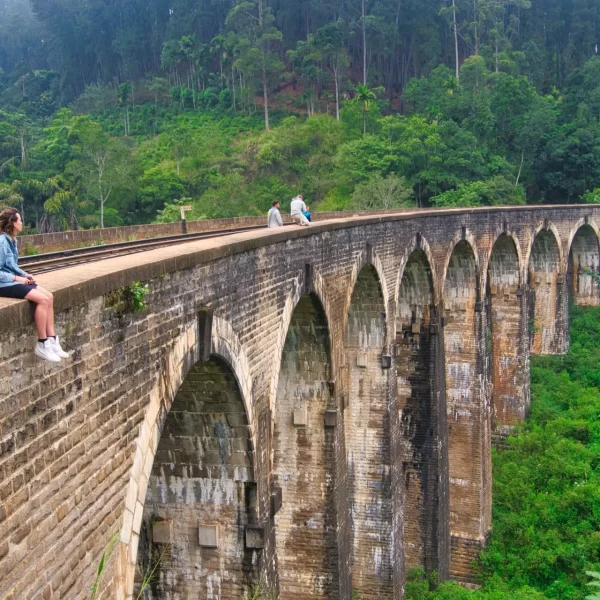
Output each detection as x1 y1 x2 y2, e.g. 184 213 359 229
528 228 564 355
139 356 254 599
0 206 598 600
344 265 391 598
273 294 336 599
487 234 528 430
568 224 600 306
396 249 438 573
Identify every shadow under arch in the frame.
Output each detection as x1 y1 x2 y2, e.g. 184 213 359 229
442 238 491 583
340 246 391 346
272 290 339 599
269 270 336 417
567 220 600 307
527 225 566 355
486 233 529 430
396 246 449 580
343 262 392 596
117 317 256 599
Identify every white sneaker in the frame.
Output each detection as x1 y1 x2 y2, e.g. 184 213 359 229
50 336 70 359
35 340 61 363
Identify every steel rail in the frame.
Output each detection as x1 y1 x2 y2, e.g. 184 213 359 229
20 224 272 274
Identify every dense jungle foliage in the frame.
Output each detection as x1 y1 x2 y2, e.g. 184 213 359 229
406 305 600 600
2 0 600 231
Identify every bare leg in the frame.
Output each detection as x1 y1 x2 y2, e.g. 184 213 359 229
34 286 55 337
24 289 51 339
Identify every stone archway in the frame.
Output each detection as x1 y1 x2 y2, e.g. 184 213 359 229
273 293 337 599
397 248 449 578
442 239 491 584
137 355 255 598
343 264 391 597
568 224 600 306
528 228 564 354
486 234 528 430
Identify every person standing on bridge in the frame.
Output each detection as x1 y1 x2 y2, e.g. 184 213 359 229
291 194 310 226
268 200 283 228
0 208 70 363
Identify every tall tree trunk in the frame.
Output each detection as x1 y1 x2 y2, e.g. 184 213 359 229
453 0 460 83
334 66 340 121
386 0 403 96
362 0 368 84
516 148 525 186
473 0 479 54
263 75 270 130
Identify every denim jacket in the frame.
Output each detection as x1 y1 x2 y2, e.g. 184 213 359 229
0 233 27 288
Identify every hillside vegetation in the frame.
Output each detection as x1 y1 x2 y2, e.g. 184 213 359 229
407 305 600 600
2 1 600 231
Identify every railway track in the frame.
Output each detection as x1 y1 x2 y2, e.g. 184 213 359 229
19 224 271 274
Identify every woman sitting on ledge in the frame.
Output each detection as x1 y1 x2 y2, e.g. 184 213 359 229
0 207 69 362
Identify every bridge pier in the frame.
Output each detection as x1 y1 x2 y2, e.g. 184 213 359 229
528 227 567 355
443 240 492 585
273 293 340 599
343 264 393 598
568 224 600 307
396 249 449 580
487 234 530 435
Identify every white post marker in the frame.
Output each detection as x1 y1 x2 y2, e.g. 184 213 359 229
180 205 193 233
180 205 193 220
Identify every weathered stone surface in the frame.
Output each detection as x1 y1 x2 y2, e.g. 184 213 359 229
0 206 598 600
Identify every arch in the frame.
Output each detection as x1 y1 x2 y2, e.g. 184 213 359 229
137 354 255 598
273 292 337 599
269 270 335 417
567 222 600 306
481 230 524 293
341 246 390 345
528 226 565 354
441 230 480 303
395 234 439 311
442 239 491 582
486 234 529 429
524 221 564 273
396 248 448 576
343 264 391 596
117 317 256 599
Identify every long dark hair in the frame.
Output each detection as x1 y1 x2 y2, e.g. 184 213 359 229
0 208 20 237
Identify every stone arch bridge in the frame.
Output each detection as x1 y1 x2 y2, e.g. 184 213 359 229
0 206 599 600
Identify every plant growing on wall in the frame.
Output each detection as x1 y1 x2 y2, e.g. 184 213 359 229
124 281 149 313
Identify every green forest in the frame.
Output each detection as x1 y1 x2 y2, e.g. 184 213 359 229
405 305 600 600
2 0 600 231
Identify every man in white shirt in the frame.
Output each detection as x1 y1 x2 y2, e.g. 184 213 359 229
290 194 310 226
267 200 283 228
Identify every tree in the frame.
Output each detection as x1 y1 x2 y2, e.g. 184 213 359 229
351 173 414 209
354 84 378 135
226 0 285 130
68 119 134 228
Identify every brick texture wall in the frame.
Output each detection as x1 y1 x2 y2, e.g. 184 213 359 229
0 206 599 600
344 265 391 598
568 224 600 306
139 357 254 598
487 234 528 431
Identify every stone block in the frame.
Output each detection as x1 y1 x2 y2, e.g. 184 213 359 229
152 520 173 544
293 407 307 427
324 410 338 428
245 524 266 549
198 524 219 548
270 486 283 517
